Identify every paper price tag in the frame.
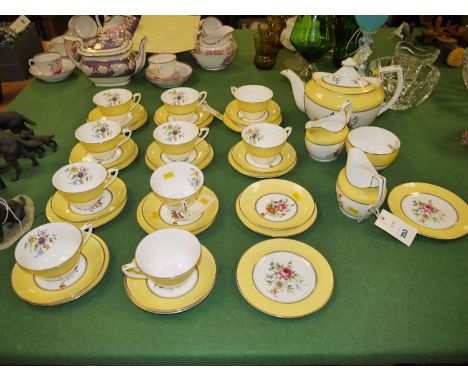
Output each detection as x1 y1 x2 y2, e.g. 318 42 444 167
10 16 31 34
374 209 418 247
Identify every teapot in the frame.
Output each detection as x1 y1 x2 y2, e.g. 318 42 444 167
281 58 403 128
336 147 387 220
64 33 147 87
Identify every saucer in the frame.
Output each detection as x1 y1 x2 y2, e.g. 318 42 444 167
88 102 148 132
29 58 75 82
225 99 282 125
136 186 219 235
145 140 214 171
11 234 110 306
124 245 217 314
223 113 282 133
145 61 193 88
147 268 199 299
387 182 468 240
236 239 333 318
228 141 297 178
69 138 138 170
154 105 213 128
46 178 127 227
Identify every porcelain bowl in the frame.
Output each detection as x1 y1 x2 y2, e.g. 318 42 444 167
191 40 238 71
346 126 400 170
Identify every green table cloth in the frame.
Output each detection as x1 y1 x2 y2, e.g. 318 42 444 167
1 28 467 365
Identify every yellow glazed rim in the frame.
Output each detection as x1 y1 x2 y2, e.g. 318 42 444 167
137 186 219 233
236 239 333 318
69 139 138 171
124 245 217 314
238 179 315 230
236 195 318 237
88 102 148 132
306 126 349 146
387 182 468 240
224 113 282 133
225 100 281 126
154 105 213 127
11 234 109 306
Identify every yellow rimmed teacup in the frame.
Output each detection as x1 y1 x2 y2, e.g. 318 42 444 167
75 120 132 161
122 228 201 288
153 121 209 161
161 87 208 117
231 85 273 120
15 222 93 281
52 162 119 210
93 88 141 117
241 123 292 165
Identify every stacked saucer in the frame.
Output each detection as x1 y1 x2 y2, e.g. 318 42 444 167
145 62 193 88
236 179 318 237
29 58 75 82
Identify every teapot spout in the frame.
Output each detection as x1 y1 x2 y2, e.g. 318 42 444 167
133 36 148 74
280 69 305 113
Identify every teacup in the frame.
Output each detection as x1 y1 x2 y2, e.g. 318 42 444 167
150 162 204 211
47 35 67 56
93 88 141 117
346 126 401 170
148 53 177 79
161 87 208 119
52 162 119 210
15 222 93 281
122 228 201 288
28 52 62 76
231 85 273 120
75 120 132 161
241 123 292 165
153 121 209 161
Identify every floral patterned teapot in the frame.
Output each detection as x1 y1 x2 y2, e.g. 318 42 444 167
64 33 147 87
281 58 403 128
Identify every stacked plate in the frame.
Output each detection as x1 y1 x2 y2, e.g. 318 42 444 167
223 99 282 133
236 179 318 237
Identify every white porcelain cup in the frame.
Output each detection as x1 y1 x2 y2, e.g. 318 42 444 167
28 52 62 75
161 87 208 119
231 85 273 120
122 228 201 288
148 53 177 79
93 88 141 118
150 162 204 211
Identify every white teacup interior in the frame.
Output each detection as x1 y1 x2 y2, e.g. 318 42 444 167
150 162 204 199
153 121 199 145
52 162 108 193
242 123 290 148
93 88 132 107
348 126 400 154
161 87 202 106
33 52 61 64
75 120 121 144
232 85 273 103
135 228 201 278
15 222 83 271
149 53 176 65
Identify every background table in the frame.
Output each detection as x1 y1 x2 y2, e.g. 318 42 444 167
1 28 467 365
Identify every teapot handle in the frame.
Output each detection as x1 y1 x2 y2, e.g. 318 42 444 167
377 65 404 116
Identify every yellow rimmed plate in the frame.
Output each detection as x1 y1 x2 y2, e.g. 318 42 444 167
136 186 219 235
154 105 213 128
145 139 214 171
225 99 282 126
238 179 316 230
124 245 217 314
223 113 282 133
88 102 148 132
236 238 333 318
11 234 110 306
236 195 318 237
229 141 296 175
69 138 139 171
387 182 468 240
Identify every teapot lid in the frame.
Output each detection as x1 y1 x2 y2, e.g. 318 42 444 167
323 58 370 87
78 34 132 56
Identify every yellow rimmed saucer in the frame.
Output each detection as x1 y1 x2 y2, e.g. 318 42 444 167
236 238 333 318
69 138 138 171
154 105 214 128
238 179 316 231
228 141 296 178
223 113 282 133
11 234 110 306
226 99 282 126
236 195 318 237
88 102 148 132
387 182 468 240
136 186 219 235
124 245 217 314
145 139 214 171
